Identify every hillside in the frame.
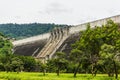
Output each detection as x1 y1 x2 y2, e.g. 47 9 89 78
0 23 69 40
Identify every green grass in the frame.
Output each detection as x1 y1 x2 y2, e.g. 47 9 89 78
0 72 119 80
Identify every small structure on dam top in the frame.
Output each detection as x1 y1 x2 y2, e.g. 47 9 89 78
12 15 120 62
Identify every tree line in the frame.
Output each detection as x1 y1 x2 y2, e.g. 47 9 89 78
0 23 69 40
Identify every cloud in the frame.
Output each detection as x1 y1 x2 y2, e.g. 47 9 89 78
14 16 21 19
39 2 72 15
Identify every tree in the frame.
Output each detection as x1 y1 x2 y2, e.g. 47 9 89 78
0 35 13 55
71 23 99 76
50 52 68 76
46 59 56 73
4 63 12 73
0 62 4 71
11 57 23 73
99 44 120 79
19 56 36 72
70 49 85 77
40 63 47 76
0 33 13 72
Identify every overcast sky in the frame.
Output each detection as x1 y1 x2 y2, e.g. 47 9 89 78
0 0 120 25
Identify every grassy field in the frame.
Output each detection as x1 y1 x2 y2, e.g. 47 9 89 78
0 72 119 80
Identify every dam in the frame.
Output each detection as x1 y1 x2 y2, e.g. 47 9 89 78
12 15 120 62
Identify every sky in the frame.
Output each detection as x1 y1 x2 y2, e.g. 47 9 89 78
0 0 120 25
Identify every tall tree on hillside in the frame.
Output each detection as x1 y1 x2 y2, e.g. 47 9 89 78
49 52 68 76
18 56 36 72
70 20 120 77
70 49 87 77
11 57 23 73
0 33 13 72
98 44 120 79
71 23 99 76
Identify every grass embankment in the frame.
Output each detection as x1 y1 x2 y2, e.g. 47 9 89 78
0 72 119 80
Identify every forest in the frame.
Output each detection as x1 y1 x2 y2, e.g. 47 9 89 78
0 23 69 40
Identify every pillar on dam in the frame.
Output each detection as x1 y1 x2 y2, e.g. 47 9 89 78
63 26 69 37
55 28 59 40
49 31 53 42
58 28 62 39
51 30 56 42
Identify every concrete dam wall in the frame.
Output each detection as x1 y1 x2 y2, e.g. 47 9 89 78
13 33 50 56
12 15 120 60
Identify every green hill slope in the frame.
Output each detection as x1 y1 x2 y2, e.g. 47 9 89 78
0 23 69 40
